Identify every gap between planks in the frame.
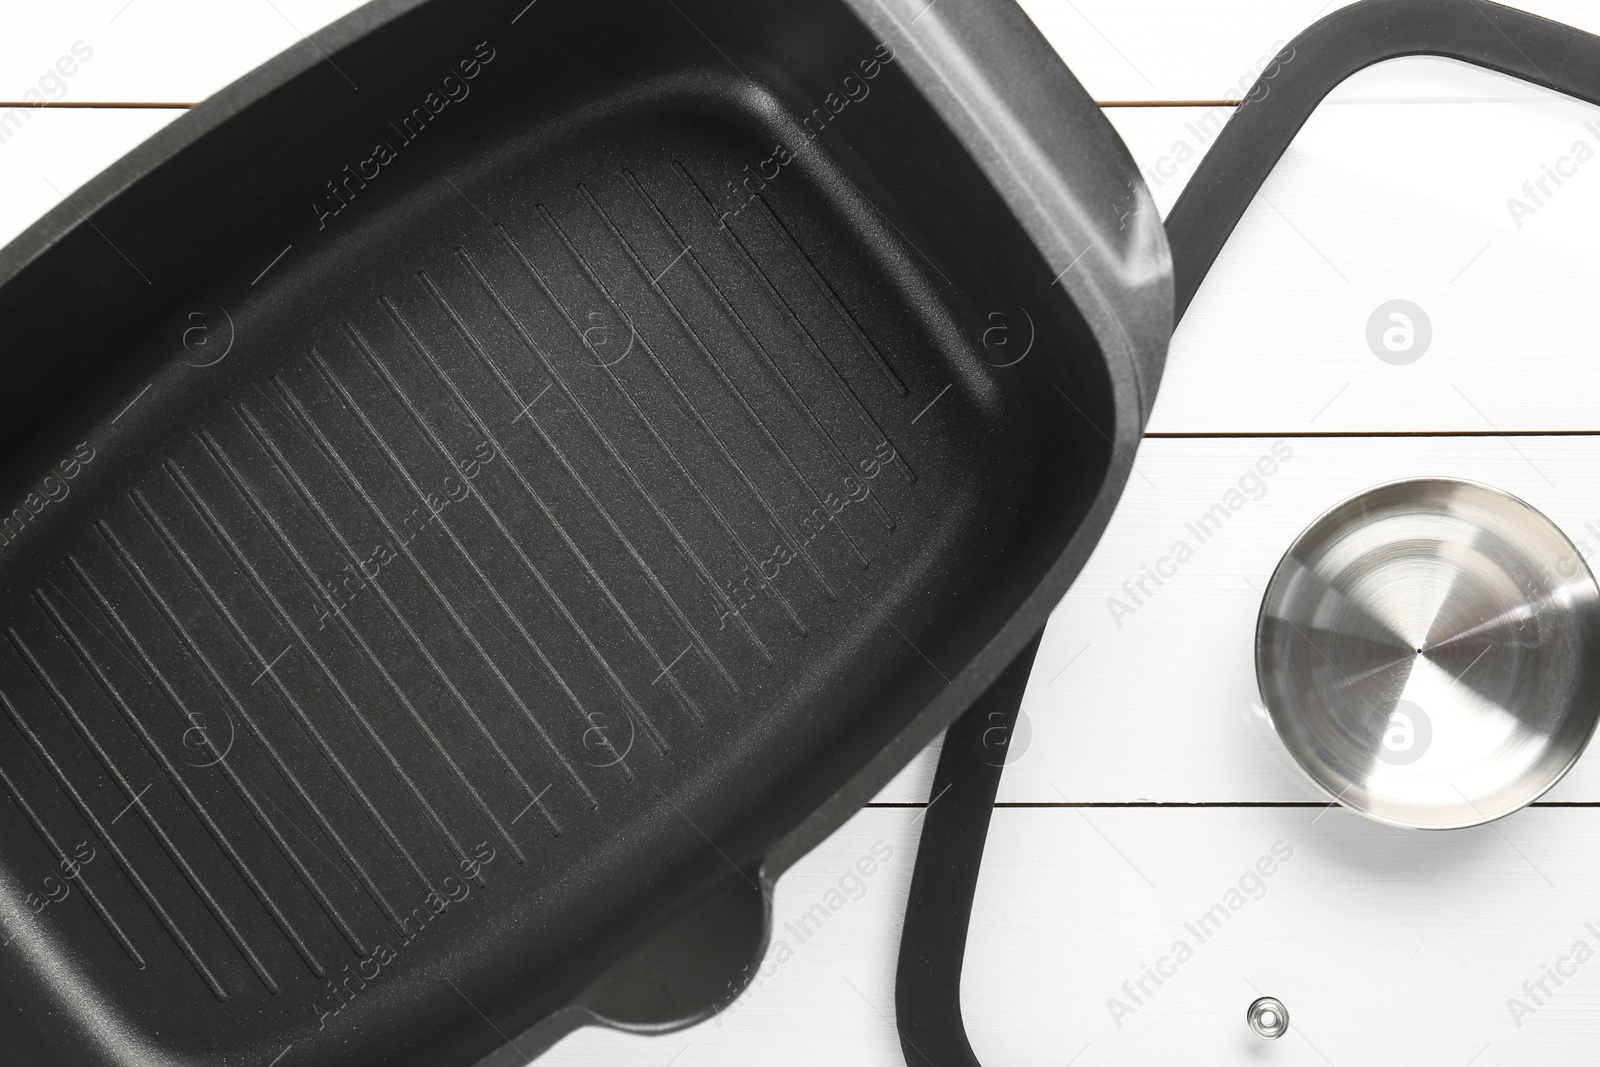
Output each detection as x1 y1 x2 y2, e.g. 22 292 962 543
0 101 192 108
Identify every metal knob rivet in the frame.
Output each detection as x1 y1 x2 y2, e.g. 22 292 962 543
1247 996 1289 1039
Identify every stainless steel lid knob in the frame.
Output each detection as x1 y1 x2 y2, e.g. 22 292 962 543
1247 996 1289 1039
1257 479 1600 829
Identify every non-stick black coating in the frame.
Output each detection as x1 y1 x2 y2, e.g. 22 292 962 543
0 1 1137 1064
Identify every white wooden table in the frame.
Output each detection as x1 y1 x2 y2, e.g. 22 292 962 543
7 1 1600 1064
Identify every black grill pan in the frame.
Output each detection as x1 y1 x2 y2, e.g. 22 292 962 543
0 1 1169 1063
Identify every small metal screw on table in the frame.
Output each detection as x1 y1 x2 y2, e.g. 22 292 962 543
1247 996 1289 1039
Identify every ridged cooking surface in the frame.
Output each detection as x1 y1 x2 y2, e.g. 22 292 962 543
0 156 940 1003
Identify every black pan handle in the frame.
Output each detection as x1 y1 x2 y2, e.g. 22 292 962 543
894 635 1038 1067
1169 0 1600 319
895 4 1600 1064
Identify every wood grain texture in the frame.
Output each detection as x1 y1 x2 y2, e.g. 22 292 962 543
5 0 1597 104
0 108 181 250
9 0 1600 1064
1112 67 1600 435
1022 0 1600 101
8 67 1600 439
0 1 362 104
537 806 1600 1065
1007 436 1600 804
964 806 1600 1067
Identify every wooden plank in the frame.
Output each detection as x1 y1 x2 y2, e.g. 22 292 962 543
6 116 1598 800
534 805 1600 1065
5 7 1600 1067
1021 0 1600 102
871 743 939 804
540 806 918 1065
9 23 1600 444
8 1 1600 105
884 435 1600 805
964 806 1600 1067
0 1 363 105
0 108 181 250
11 89 1600 440
1110 75 1600 434
1013 436 1600 803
